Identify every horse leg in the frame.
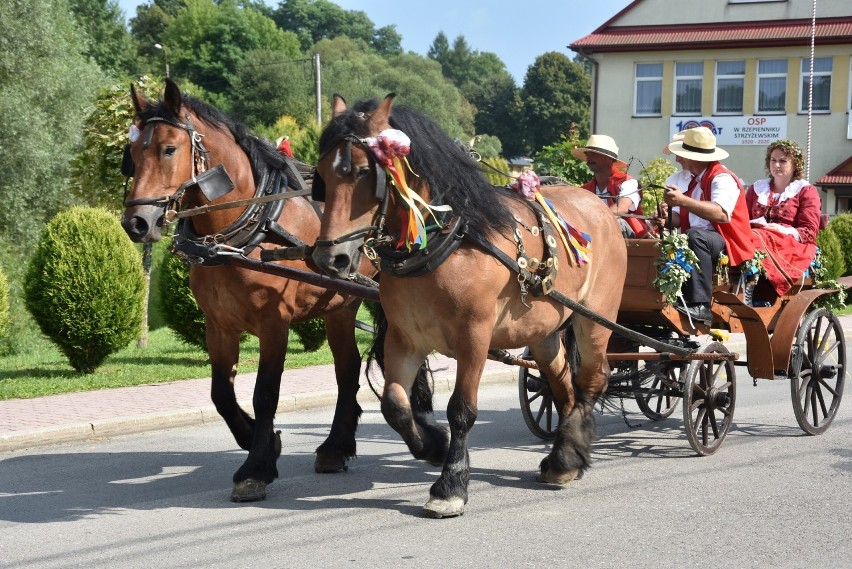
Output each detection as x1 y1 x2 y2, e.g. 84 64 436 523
421 345 487 519
231 329 287 502
538 320 610 486
314 305 362 473
208 326 255 451
380 327 449 466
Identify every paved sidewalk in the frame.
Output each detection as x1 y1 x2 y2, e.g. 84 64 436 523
3 313 849 453
0 353 518 453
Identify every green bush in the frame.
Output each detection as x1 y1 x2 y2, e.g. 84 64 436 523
479 157 512 186
533 124 590 186
638 157 677 215
158 246 207 350
827 214 852 276
23 207 145 373
815 225 845 281
0 264 9 349
291 318 326 351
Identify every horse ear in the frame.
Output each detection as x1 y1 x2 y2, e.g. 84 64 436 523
332 94 347 117
163 78 182 115
371 93 396 129
130 83 147 115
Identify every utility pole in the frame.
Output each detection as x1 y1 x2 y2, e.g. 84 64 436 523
154 43 170 78
314 53 322 125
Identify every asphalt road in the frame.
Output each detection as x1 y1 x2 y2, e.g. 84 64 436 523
2 369 851 569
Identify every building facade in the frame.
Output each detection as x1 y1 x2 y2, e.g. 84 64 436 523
570 0 852 215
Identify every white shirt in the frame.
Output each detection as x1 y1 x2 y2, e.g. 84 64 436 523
667 167 739 231
593 178 641 212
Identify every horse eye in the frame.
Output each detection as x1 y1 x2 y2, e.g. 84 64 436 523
357 166 371 178
164 146 177 158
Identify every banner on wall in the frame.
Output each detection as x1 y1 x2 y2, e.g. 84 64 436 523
669 116 787 146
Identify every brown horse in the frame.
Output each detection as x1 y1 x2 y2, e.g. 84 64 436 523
312 95 627 517
121 79 388 502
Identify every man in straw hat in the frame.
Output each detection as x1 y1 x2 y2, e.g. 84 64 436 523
572 134 648 238
659 126 754 325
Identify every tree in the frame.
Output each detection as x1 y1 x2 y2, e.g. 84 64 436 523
69 0 138 77
273 0 391 54
466 73 524 157
0 0 105 246
163 0 301 105
70 76 164 209
522 52 591 152
231 48 315 127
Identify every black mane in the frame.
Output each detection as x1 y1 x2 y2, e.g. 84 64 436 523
137 92 287 182
319 99 521 239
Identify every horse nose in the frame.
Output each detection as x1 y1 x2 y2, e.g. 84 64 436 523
312 248 355 279
121 209 163 243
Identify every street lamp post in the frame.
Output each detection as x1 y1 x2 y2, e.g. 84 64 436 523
154 43 170 78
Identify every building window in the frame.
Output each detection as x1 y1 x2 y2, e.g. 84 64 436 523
674 62 703 115
635 63 662 116
757 59 787 114
715 61 745 114
800 57 832 112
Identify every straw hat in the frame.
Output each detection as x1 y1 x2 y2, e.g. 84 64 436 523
571 134 628 168
663 130 688 155
667 127 729 161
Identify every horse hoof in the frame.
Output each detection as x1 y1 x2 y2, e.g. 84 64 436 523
314 455 349 474
421 497 465 519
230 479 267 502
538 468 580 486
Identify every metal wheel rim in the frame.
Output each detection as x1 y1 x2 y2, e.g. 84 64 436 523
682 342 736 456
790 308 846 435
518 349 557 441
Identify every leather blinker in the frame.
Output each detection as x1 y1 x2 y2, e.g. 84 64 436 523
181 163 234 201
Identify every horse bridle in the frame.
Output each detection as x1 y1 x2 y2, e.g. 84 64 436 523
312 133 393 254
123 112 234 214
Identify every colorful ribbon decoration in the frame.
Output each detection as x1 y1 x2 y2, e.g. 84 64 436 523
362 129 450 251
511 170 591 266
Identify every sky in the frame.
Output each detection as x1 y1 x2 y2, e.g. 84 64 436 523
116 0 634 84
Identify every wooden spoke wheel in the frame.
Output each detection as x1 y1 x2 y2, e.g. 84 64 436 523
789 308 846 435
633 361 685 421
682 342 736 456
518 349 557 440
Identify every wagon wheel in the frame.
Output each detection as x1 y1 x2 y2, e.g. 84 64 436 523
518 348 557 440
682 342 736 456
789 308 846 435
633 361 685 421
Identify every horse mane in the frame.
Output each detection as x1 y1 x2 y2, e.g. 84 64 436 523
137 92 287 182
319 99 522 239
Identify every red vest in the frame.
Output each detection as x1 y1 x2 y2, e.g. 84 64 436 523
583 168 648 238
682 161 755 265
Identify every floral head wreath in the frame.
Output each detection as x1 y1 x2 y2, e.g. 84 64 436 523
765 139 805 180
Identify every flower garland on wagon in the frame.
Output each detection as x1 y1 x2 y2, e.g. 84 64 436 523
651 229 699 302
362 128 451 251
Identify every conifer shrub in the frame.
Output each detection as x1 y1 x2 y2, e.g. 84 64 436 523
23 207 145 373
815 225 845 281
158 247 207 350
0 264 10 349
291 318 326 352
826 214 852 276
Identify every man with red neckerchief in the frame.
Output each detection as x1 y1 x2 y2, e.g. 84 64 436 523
659 127 754 325
572 134 649 238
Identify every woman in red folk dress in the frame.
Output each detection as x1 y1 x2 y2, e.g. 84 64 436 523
746 139 822 296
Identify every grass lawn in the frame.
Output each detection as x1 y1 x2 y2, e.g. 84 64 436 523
0 325 375 400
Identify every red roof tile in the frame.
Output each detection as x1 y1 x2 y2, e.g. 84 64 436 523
571 18 852 52
816 156 852 186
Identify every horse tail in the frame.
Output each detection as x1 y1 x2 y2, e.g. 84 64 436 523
366 302 435 413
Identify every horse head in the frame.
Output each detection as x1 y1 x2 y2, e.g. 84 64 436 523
121 78 256 243
311 94 404 279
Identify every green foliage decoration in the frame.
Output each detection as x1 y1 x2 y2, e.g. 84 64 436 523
533 125 590 186
290 318 326 352
158 246 207 350
23 207 145 373
826 214 852 277
652 230 700 303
